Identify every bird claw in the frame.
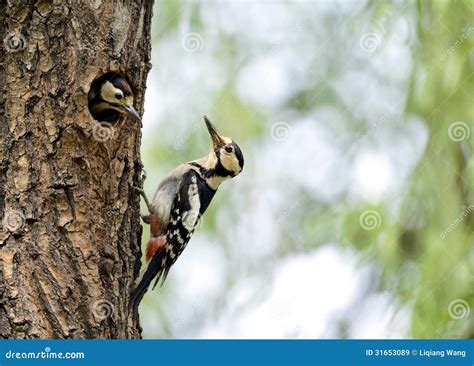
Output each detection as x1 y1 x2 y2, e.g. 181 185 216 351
132 185 154 214
141 213 151 224
134 169 147 190
141 169 147 185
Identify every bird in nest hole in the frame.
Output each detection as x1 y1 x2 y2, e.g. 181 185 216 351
88 74 141 123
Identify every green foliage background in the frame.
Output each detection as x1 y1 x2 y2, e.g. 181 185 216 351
139 0 473 338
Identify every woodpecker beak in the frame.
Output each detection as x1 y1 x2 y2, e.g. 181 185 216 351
123 104 142 123
204 116 225 146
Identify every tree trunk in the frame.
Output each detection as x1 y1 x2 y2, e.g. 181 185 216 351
0 0 153 339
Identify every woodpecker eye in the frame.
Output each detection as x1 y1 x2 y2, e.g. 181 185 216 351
115 93 123 100
225 146 233 153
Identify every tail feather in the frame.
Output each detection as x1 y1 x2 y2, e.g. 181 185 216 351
130 254 165 308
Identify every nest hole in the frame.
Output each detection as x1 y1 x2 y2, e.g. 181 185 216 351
88 72 135 123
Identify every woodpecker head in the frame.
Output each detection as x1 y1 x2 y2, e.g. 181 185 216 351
89 75 141 122
203 116 244 179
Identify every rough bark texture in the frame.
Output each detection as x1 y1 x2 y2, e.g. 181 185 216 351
0 0 153 339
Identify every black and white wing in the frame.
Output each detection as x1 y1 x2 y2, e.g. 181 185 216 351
160 171 200 273
155 169 216 287
130 169 215 306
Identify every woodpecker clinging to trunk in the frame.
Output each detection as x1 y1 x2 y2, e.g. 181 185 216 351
131 116 244 306
88 75 141 122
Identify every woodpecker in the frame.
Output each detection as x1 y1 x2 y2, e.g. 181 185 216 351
88 75 141 122
131 116 244 306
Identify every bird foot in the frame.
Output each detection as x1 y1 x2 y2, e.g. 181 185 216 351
132 185 154 215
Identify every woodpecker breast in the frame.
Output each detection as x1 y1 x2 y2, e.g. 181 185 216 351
142 167 216 289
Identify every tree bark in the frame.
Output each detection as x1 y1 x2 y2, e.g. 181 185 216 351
0 0 153 339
